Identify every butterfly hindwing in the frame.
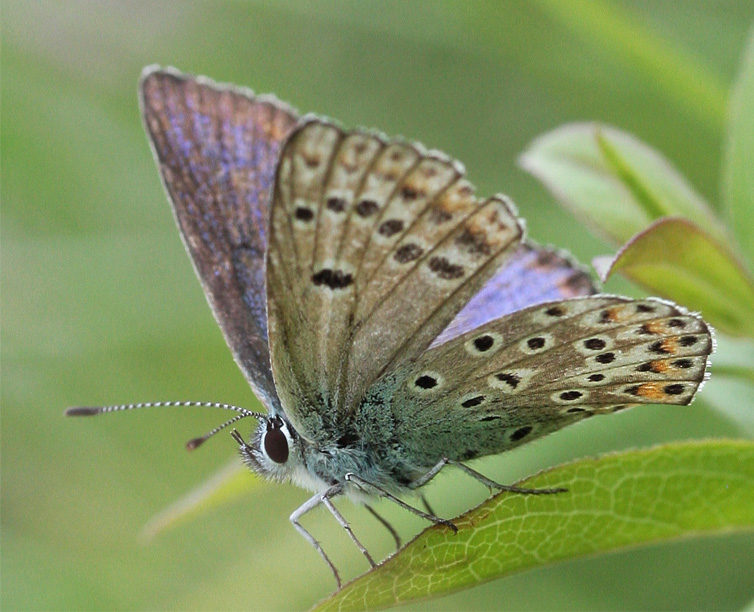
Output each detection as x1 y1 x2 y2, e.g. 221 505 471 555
139 67 298 412
383 296 712 467
266 120 524 439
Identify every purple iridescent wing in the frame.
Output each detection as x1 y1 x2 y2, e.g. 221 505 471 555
432 242 596 346
139 67 299 411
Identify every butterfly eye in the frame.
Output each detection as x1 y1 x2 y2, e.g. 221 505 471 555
264 425 289 464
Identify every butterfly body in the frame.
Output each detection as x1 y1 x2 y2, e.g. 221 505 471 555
72 66 712 586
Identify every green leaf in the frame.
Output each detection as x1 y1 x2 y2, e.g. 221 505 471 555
140 461 260 541
313 440 754 612
597 217 754 338
519 123 726 245
722 26 754 270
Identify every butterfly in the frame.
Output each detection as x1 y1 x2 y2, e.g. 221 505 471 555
68 66 713 587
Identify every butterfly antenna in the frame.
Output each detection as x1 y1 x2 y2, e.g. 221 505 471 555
65 401 266 451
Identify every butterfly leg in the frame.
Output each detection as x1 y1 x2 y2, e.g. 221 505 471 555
410 457 566 495
345 473 458 533
321 494 376 567
290 485 345 588
453 461 567 495
365 504 401 549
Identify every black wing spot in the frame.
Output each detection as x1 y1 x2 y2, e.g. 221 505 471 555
649 340 671 354
588 373 605 382
455 228 491 256
624 385 641 396
394 243 424 263
545 305 565 317
495 373 520 388
596 352 616 364
637 303 656 313
636 362 653 372
673 358 693 369
326 197 346 212
664 384 685 395
428 256 465 280
356 199 379 217
480 415 501 422
510 426 533 441
378 219 404 237
312 269 353 290
527 337 546 350
415 375 438 389
295 207 314 221
401 186 419 201
567 407 586 413
461 395 485 408
680 336 698 347
584 338 606 350
473 335 495 352
668 318 686 327
559 390 583 401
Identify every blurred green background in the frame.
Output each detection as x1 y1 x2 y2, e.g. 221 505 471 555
3 1 754 610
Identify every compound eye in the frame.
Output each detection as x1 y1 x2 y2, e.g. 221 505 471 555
263 426 289 464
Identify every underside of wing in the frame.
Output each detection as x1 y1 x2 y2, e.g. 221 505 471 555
140 67 298 411
266 119 525 439
382 296 713 468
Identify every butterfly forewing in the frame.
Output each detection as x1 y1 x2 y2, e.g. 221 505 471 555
266 120 525 440
140 68 299 412
383 296 712 466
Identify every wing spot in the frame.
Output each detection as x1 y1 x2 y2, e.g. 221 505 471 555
394 243 424 263
510 426 532 442
559 390 583 401
415 374 439 390
428 256 465 280
480 415 500 422
429 207 453 224
455 228 492 256
356 199 379 217
668 318 686 328
599 308 618 323
311 269 353 290
637 303 656 313
461 395 485 408
584 338 606 350
401 186 419 201
680 335 698 347
545 305 566 317
567 407 586 413
595 352 616 364
588 373 605 382
473 335 495 352
326 197 346 212
294 207 314 221
525 337 545 351
649 340 673 354
378 219 404 237
495 373 520 388
664 384 685 395
673 358 694 369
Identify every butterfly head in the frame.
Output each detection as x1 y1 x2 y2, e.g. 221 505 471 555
234 414 305 483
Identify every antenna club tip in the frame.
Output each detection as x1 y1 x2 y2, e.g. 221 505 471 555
65 406 101 416
186 437 205 451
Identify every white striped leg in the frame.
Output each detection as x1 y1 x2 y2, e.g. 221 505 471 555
321 495 375 567
290 485 344 588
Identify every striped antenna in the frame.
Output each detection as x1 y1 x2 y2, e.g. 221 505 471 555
65 400 266 450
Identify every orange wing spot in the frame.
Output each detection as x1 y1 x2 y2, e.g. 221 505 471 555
600 307 621 323
644 321 667 334
649 360 669 373
635 382 667 400
651 338 679 355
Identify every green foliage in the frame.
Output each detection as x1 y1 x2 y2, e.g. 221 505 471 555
316 441 754 611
